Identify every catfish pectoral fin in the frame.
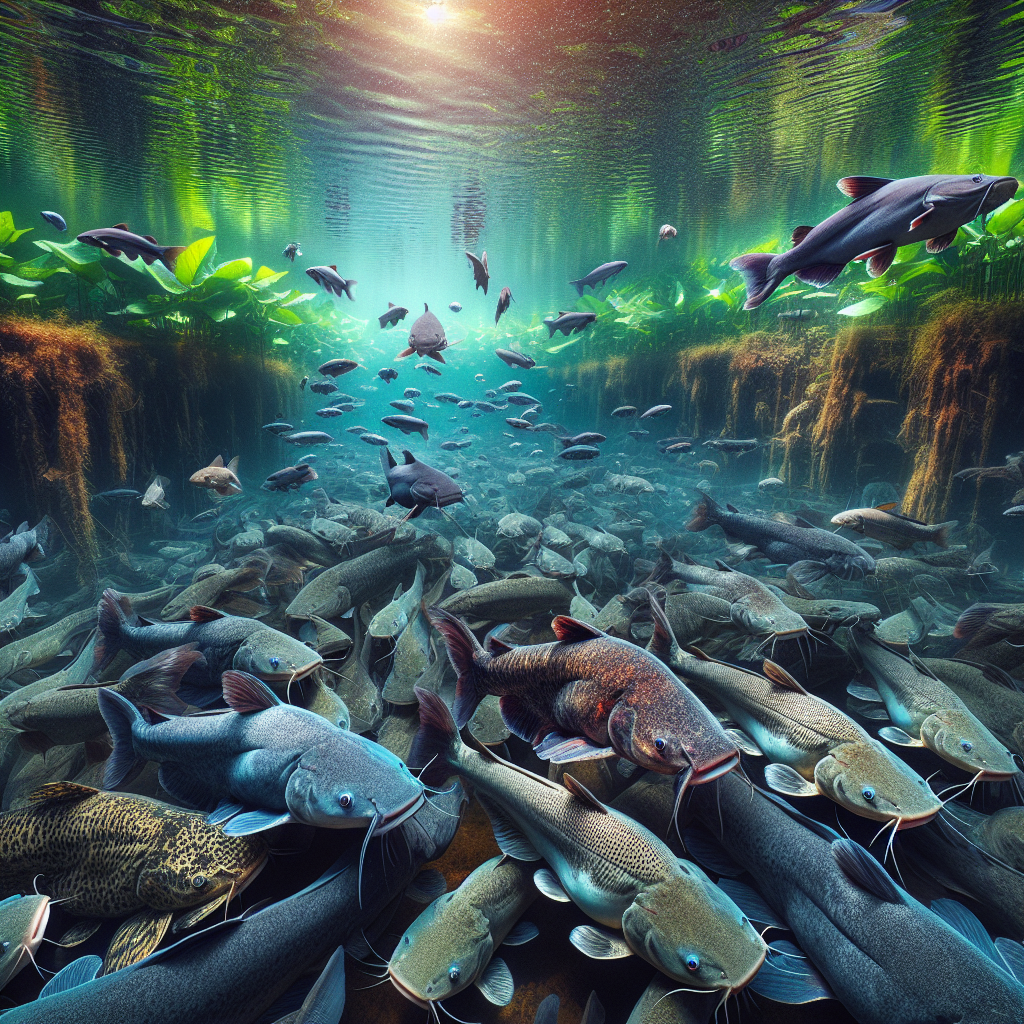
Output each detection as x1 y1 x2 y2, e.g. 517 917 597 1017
763 763 819 797
102 909 173 974
57 918 103 947
569 925 634 960
171 894 228 934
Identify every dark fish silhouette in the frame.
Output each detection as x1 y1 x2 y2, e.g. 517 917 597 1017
77 224 186 271
306 266 356 299
466 250 489 294
308 380 338 395
378 367 399 384
382 415 429 440
380 449 463 518
494 286 513 324
318 359 360 377
495 348 536 369
568 261 627 296
731 173 1019 309
281 242 301 261
41 211 67 232
398 305 449 362
543 311 596 337
262 464 318 492
378 302 409 329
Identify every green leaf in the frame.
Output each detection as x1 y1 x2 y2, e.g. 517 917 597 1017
145 260 190 294
33 240 107 284
837 296 887 317
251 267 289 289
267 307 303 326
892 242 922 265
0 212 32 249
986 198 1024 236
124 299 173 315
895 262 946 286
174 236 215 286
545 337 580 354
0 273 42 289
208 257 252 281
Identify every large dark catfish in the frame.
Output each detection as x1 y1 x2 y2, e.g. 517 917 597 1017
688 773 1024 1023
0 786 465 1024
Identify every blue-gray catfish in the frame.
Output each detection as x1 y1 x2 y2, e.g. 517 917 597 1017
732 173 1018 308
380 448 463 518
98 669 424 840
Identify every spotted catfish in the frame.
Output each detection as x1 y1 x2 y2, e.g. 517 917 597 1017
428 607 740 788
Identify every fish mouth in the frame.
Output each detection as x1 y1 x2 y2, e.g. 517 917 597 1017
728 943 769 994
690 752 741 786
895 809 939 830
258 658 322 683
372 791 426 836
234 854 268 896
387 968 432 1009
28 898 50 947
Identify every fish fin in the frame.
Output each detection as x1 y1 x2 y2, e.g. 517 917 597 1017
569 925 633 960
405 868 447 904
726 727 763 757
57 919 104 947
878 725 922 747
978 663 1024 693
159 246 186 272
292 945 347 1023
533 994 560 1024
533 867 571 902
27 781 99 804
428 351 446 363
189 605 228 623
17 731 53 755
551 616 605 643
763 762 818 797
646 594 676 661
425 607 487 728
832 838 901 902
790 225 814 246
222 808 295 835
788 560 830 586
579 992 605 1024
762 659 810 694
930 899 1003 966
402 449 417 465
226 456 240 474
836 175 893 199
874 501 899 511
39 955 103 999
409 685 462 788
477 792 541 861
725 502 741 513
95 588 136 671
954 602 999 641
143 234 158 244
157 763 216 810
475 956 514 1006
846 682 883 702
499 695 551 744
729 252 778 309
396 348 415 359
793 263 845 288
171 894 228 934
112 222 129 230
749 939 835 1004
562 773 609 813
867 242 897 277
118 644 200 715
685 645 714 661
221 670 282 713
504 921 540 946
682 825 745 876
103 909 172 974
97 688 147 789
927 229 958 253
717 878 788 929
995 938 1024 985
206 799 246 826
487 635 514 655
537 734 615 763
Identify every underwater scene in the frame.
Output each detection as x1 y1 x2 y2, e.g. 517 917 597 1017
1 0 1024 1020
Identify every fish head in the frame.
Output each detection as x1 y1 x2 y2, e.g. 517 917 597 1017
139 820 268 910
233 629 322 683
828 550 875 580
729 595 802 637
388 895 492 1006
623 868 766 989
285 737 424 830
925 173 1019 219
811 599 882 628
814 739 941 825
0 894 49 990
829 511 863 532
919 710 1017 780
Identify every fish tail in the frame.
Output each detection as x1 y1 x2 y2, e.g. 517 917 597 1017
160 245 187 272
95 588 136 672
426 606 489 728
569 279 585 297
97 688 147 789
954 602 999 641
729 252 778 309
117 643 204 715
543 320 557 338
409 686 461 788
931 520 958 548
685 491 720 532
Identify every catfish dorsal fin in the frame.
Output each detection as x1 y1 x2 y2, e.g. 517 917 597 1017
143 234 158 244
874 502 898 511
388 302 395 308
226 456 239 473
402 450 417 465
647 595 676 661
791 225 814 246
190 605 228 623
27 781 99 805
836 176 894 200
726 503 740 513
487 636 514 656
563 774 608 813
551 616 605 644
113 223 129 230
209 455 224 468
329 264 337 271
686 644 714 661
221 670 282 713
763 660 809 694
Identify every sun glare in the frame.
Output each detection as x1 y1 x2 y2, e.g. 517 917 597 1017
424 1 448 24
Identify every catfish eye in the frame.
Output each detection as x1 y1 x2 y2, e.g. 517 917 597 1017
961 740 973 753
862 786 875 802
654 738 666 752
448 966 460 983
686 955 700 971
269 657 280 669
972 173 983 183
339 793 352 808
192 874 206 888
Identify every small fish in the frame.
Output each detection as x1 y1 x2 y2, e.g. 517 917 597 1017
640 404 671 419
403 387 421 399
494 286 514 324
569 260 628 296
76 224 186 271
315 407 344 419
758 477 785 492
306 266 356 299
417 363 443 377
299 375 308 391
318 358 360 377
495 349 536 369
665 442 692 453
779 309 818 322
40 211 67 232
611 405 637 418
390 399 416 413
369 563 427 639
263 463 318 493
498 380 522 392
448 300 462 312
399 305 450 363
309 379 338 396
657 224 677 244
281 431 334 446
558 445 601 461
466 250 489 294
141 475 170 511
506 418 535 431
708 32 747 52
628 429 649 441
831 505 957 550
702 437 760 453
189 455 242 497
281 242 301 261
378 302 409 329
378 367 399 384
382 415 429 440
360 433 391 446
262 422 294 435
543 311 596 337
